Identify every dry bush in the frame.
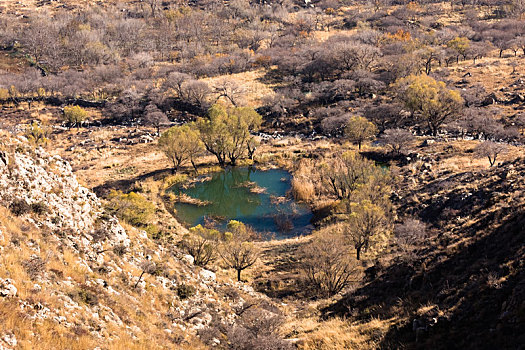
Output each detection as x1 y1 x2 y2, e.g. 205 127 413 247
394 217 428 253
298 317 390 350
474 141 508 167
23 256 46 280
298 232 360 297
291 176 315 202
199 303 292 350
9 199 31 216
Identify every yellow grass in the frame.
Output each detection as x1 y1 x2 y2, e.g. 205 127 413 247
291 176 316 202
200 69 276 108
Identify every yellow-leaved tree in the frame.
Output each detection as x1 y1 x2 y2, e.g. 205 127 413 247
341 200 391 260
447 36 470 63
158 123 203 173
345 116 378 150
181 225 221 267
197 104 262 166
396 74 463 136
219 220 260 281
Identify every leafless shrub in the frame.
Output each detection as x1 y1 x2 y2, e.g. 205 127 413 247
379 128 415 155
395 218 428 253
474 141 508 167
299 233 359 297
486 272 502 289
199 303 292 350
113 244 128 256
23 256 47 280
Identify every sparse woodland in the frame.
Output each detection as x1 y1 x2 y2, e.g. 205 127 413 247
0 0 524 349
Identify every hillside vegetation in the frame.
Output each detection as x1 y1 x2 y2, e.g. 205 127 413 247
0 0 524 349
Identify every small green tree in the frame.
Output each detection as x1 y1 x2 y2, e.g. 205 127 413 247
158 124 203 173
219 220 260 282
447 37 470 62
63 105 88 128
197 104 262 166
345 116 377 150
320 151 387 200
107 190 155 227
25 121 49 146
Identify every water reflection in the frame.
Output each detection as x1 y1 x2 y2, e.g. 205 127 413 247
171 167 313 239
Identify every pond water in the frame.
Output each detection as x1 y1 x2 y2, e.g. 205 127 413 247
170 167 313 239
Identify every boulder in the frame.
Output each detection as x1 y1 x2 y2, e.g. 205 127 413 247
199 269 216 282
0 279 17 297
182 254 195 265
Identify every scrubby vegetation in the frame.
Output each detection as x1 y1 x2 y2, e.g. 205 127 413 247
1 0 525 348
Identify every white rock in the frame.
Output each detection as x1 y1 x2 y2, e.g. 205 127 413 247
138 230 149 240
182 254 195 265
1 333 17 347
199 269 216 282
0 279 17 297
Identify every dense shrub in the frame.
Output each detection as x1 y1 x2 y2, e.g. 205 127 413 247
9 199 31 216
106 190 155 227
176 284 196 299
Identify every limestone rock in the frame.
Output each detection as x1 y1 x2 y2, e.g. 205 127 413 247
0 279 17 297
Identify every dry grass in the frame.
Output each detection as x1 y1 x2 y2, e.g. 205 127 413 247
0 204 208 349
201 68 276 108
281 316 394 350
291 176 316 202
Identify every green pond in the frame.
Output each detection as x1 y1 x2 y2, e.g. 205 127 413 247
170 167 313 239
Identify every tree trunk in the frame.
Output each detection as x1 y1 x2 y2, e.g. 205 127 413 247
134 271 145 288
356 247 361 261
237 269 241 282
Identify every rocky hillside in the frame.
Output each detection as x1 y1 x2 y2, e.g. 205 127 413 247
0 132 288 349
326 156 525 349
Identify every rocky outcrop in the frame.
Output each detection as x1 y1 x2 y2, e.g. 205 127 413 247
0 136 129 253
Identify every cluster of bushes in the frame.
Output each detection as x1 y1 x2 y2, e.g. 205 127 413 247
158 104 262 170
1 0 524 141
106 190 160 237
9 199 49 216
181 220 260 282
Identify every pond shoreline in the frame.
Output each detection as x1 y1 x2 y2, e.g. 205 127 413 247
166 166 314 240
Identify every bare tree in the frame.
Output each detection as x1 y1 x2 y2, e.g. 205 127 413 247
134 261 157 288
144 104 169 135
394 218 427 253
379 128 414 155
163 72 191 98
181 225 220 267
474 141 508 167
299 232 359 296
214 79 245 106
182 80 211 110
219 221 259 282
